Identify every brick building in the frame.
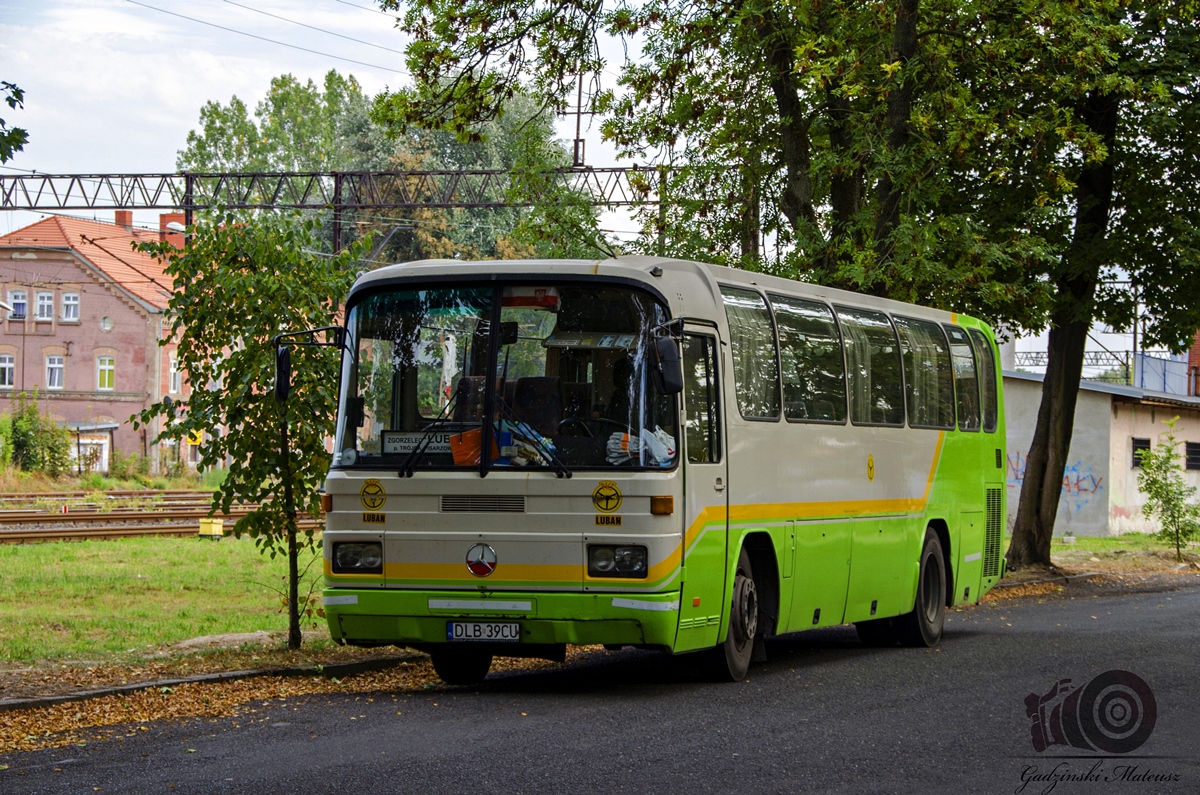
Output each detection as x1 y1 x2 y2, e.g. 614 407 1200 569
0 211 188 470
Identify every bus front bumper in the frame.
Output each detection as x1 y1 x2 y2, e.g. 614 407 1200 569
322 588 683 650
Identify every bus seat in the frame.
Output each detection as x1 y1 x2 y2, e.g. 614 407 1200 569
452 377 488 423
503 379 517 410
513 377 564 436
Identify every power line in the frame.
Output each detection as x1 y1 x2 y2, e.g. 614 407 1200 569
334 0 397 17
220 0 406 56
124 0 406 75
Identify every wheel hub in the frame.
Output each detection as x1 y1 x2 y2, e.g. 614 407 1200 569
732 575 758 645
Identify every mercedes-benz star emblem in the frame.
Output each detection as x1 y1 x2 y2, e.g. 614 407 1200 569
465 543 497 577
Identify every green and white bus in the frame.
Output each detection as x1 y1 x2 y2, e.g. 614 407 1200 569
319 256 1006 683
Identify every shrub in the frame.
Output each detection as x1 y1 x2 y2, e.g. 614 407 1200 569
1136 417 1200 562
9 392 72 477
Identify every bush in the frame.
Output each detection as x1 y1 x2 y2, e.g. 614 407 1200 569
1136 417 1200 562
9 392 72 477
108 449 150 480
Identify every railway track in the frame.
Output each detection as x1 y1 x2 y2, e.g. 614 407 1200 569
0 490 322 544
3 518 321 544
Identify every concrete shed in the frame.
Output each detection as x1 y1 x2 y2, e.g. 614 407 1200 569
1003 371 1200 536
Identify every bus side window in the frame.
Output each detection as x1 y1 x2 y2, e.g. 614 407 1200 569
835 307 905 426
894 316 955 430
770 295 847 423
969 328 999 433
683 335 721 463
720 287 781 420
945 326 981 432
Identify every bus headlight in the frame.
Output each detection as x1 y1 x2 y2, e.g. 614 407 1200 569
333 542 383 574
588 545 647 578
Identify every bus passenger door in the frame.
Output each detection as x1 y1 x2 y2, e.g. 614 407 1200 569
675 332 729 652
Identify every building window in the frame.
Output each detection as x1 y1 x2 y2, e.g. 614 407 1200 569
35 292 54 320
8 291 26 319
0 354 13 388
62 292 80 321
1186 442 1200 471
46 355 64 390
97 356 115 391
1132 437 1151 468
169 352 182 394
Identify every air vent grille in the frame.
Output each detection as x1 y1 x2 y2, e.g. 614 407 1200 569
440 495 526 513
984 487 1003 577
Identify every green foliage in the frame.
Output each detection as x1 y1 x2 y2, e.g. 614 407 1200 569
0 412 12 468
9 392 72 476
107 449 150 480
1136 417 1200 562
1 80 28 164
135 209 371 646
177 71 382 172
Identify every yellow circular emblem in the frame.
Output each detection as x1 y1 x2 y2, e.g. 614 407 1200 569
360 479 386 511
592 480 622 513
867 454 875 483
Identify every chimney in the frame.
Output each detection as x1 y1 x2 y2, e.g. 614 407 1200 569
1188 330 1200 395
159 212 186 248
115 210 133 230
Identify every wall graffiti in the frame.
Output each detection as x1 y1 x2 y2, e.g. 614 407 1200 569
1006 453 1104 516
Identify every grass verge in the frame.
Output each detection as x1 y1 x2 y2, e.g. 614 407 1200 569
0 536 322 662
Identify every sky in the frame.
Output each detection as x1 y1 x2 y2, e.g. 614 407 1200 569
0 0 629 234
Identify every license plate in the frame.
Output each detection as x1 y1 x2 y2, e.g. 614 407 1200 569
446 621 521 642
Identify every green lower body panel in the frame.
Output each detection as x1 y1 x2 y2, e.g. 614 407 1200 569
323 588 683 650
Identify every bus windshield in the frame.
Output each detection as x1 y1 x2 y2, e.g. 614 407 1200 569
333 282 679 471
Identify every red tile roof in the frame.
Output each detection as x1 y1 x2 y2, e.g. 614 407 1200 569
0 215 175 310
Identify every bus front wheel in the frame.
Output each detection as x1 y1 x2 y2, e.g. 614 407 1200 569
895 528 946 647
430 649 493 685
706 547 758 681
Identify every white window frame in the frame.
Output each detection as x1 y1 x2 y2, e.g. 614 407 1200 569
62 292 80 321
0 354 13 389
97 356 115 391
169 352 182 394
8 290 26 319
35 291 54 321
46 355 64 390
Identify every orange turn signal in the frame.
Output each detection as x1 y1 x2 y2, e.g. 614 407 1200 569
650 496 674 516
320 493 333 513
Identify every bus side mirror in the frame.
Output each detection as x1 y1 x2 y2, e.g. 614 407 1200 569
652 336 684 395
500 321 519 345
274 346 291 403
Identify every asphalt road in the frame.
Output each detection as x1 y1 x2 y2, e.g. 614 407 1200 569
5 585 1199 794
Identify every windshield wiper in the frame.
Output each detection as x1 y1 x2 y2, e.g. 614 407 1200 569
397 389 461 478
492 389 573 479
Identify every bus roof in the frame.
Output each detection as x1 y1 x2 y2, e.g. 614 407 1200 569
352 255 983 330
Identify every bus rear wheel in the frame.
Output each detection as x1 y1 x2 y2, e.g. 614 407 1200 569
430 649 493 685
706 547 758 681
895 528 946 647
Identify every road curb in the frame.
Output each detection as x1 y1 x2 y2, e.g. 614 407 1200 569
0 652 426 714
994 571 1103 588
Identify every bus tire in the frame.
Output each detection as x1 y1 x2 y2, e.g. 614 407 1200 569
706 547 758 681
895 528 946 647
430 649 493 685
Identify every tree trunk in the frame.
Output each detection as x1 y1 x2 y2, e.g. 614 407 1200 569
762 13 817 237
739 169 760 262
873 0 920 268
1008 88 1118 568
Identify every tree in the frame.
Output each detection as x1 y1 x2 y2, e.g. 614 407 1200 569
1005 0 1200 567
135 210 371 649
377 0 1200 568
1 81 29 163
177 70 384 173
1136 417 1200 562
